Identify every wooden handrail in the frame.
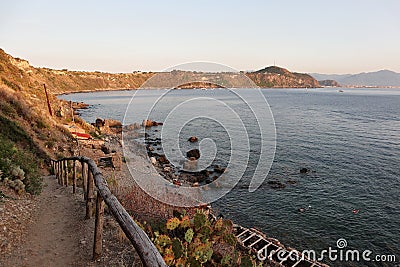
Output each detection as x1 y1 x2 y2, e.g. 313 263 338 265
51 156 166 267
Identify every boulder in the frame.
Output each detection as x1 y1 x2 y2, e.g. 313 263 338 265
112 153 122 170
104 119 122 128
268 180 286 189
101 144 111 154
188 136 198 143
98 157 114 168
214 165 226 174
158 155 169 164
300 168 309 174
142 119 154 127
95 118 105 128
183 159 198 171
186 149 200 159
123 122 141 131
142 119 163 127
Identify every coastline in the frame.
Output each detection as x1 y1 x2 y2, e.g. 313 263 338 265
67 101 329 267
56 85 400 98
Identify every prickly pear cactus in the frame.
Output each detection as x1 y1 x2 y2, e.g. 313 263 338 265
184 228 194 243
155 234 172 248
166 217 180 230
199 225 212 241
180 215 191 228
150 209 243 266
214 218 224 231
175 257 186 267
192 242 213 263
163 250 174 265
223 233 237 246
193 212 207 230
172 238 184 258
240 255 256 267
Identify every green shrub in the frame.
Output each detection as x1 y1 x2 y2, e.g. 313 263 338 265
0 116 43 194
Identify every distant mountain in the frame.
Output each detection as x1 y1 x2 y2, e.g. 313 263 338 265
310 70 400 87
309 73 352 82
340 70 400 87
247 66 320 88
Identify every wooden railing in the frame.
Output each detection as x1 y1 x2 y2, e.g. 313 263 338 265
51 156 166 267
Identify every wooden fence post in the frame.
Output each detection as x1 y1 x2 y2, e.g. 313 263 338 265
56 161 60 184
59 161 62 185
86 168 94 219
82 161 88 201
93 192 105 260
72 160 77 194
54 161 58 180
64 160 69 187
55 161 58 181
60 161 64 186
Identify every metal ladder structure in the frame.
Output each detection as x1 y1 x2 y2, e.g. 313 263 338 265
235 225 329 267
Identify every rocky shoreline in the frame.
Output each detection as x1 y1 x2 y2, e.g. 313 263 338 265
141 120 227 187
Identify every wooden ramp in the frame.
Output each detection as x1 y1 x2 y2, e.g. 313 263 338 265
234 225 329 267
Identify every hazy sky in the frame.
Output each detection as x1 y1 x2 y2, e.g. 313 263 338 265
1 0 399 74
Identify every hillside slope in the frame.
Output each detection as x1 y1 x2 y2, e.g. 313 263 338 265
1 49 320 90
247 66 320 88
0 48 154 95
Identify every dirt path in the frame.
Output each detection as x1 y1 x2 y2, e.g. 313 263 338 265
1 175 93 267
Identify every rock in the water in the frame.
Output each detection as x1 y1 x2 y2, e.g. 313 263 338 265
183 159 198 171
150 157 157 165
124 122 141 131
267 180 286 189
188 136 198 143
142 119 163 127
214 165 226 174
300 168 309 174
186 149 200 159
142 119 154 127
104 119 122 128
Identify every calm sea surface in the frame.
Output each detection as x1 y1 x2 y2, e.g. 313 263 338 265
60 88 400 266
